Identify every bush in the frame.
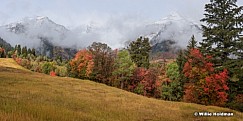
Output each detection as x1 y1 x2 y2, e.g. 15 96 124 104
226 94 243 112
50 71 56 76
55 66 67 77
41 62 55 74
20 59 31 69
134 83 144 95
161 80 183 101
30 61 42 72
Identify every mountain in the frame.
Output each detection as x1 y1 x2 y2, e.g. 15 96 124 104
5 16 68 37
0 13 202 58
145 12 202 46
2 16 70 46
0 37 13 53
139 13 202 58
0 16 77 59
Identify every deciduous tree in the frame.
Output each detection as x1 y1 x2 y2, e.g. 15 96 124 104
112 50 135 89
183 48 229 106
69 49 94 79
88 42 115 83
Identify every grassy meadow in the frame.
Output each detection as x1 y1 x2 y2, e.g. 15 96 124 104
0 58 242 121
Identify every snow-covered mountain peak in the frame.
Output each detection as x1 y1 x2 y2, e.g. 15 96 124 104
0 16 75 49
164 12 183 20
143 12 202 47
36 16 49 20
4 16 69 35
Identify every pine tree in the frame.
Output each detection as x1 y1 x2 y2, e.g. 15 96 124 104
128 36 151 69
200 0 243 110
22 46 27 57
27 48 32 55
17 44 21 56
200 0 242 67
14 45 18 51
186 35 197 53
31 48 36 56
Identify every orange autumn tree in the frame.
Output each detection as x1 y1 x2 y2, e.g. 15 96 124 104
183 48 229 106
69 49 94 79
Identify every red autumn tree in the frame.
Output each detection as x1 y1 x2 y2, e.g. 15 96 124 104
129 67 161 97
129 67 146 92
202 69 229 106
183 48 229 106
69 49 94 79
141 68 160 97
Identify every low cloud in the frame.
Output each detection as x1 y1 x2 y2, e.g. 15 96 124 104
0 13 202 50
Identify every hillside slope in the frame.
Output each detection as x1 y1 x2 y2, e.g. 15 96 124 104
0 58 242 121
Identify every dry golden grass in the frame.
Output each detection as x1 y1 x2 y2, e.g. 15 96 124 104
0 58 29 71
0 58 242 121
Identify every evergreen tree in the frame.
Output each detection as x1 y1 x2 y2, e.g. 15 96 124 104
200 0 242 110
200 0 242 67
186 35 197 55
27 48 32 55
17 44 21 56
22 46 27 57
31 48 36 56
14 45 18 51
128 36 151 69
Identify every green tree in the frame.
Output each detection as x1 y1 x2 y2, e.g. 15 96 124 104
200 0 243 109
22 46 27 57
17 44 21 56
27 48 32 55
41 62 55 74
31 48 36 56
200 0 242 67
161 62 183 101
112 50 135 89
128 36 151 69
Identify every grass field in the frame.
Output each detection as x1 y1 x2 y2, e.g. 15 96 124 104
0 58 242 121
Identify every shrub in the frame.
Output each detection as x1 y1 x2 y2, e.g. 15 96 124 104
50 71 56 76
41 62 55 74
161 80 183 101
55 66 67 77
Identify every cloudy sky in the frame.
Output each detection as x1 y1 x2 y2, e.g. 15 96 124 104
0 0 242 49
1 0 242 27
